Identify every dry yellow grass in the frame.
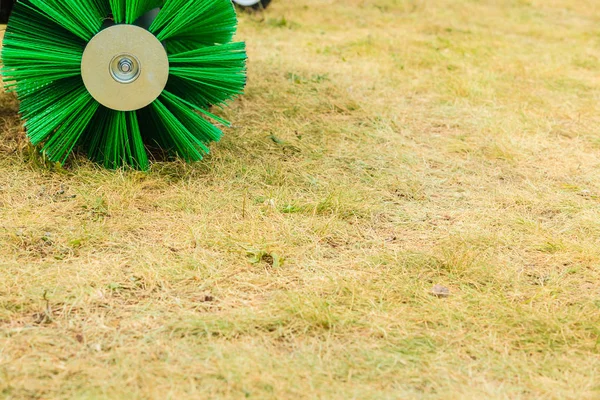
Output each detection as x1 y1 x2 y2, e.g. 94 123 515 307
2 0 600 398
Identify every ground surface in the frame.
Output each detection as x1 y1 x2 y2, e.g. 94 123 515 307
1 0 600 398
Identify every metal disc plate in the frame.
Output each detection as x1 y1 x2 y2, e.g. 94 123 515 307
81 25 169 111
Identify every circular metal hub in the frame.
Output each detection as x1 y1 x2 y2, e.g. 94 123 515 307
81 25 169 111
110 54 141 83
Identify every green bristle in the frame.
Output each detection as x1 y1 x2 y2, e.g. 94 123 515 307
1 0 247 170
1 5 85 93
86 109 149 170
109 0 125 23
148 98 211 162
109 0 162 24
125 0 164 24
20 78 99 162
149 0 237 45
167 42 247 106
161 90 226 141
29 0 106 41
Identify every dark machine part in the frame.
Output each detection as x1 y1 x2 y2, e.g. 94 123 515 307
0 0 15 24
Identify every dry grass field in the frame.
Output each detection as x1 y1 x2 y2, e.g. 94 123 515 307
2 0 600 398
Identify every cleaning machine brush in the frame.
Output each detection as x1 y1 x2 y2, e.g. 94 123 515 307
1 0 247 169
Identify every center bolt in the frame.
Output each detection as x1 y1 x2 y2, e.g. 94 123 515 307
118 59 133 73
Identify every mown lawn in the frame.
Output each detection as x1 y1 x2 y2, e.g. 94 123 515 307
2 0 600 398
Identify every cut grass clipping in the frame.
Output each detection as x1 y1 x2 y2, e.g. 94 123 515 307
1 0 247 170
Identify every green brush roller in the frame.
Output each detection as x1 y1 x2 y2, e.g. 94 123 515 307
1 0 247 170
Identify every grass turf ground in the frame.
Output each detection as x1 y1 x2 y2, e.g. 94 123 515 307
2 0 600 398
